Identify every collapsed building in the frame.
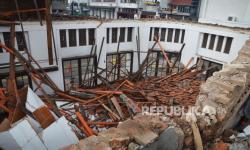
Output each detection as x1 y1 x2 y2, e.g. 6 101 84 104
0 0 250 150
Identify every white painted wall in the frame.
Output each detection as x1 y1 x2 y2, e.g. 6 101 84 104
199 0 250 28
160 0 169 9
0 20 249 92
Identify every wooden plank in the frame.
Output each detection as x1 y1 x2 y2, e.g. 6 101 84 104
156 37 172 67
100 102 121 120
33 106 55 128
76 111 95 137
0 8 46 17
191 121 204 150
120 94 141 113
111 97 124 119
45 0 53 65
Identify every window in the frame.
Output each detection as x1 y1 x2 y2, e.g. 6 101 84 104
16 75 29 89
149 27 152 41
107 28 110 43
174 29 180 43
154 28 159 40
120 28 125 42
0 39 3 53
0 74 31 89
106 52 133 82
60 29 67 48
167 28 173 42
208 34 216 50
201 33 208 48
16 32 26 51
224 37 233 54
201 33 233 54
144 51 179 77
63 59 79 90
79 29 86 46
181 30 185 43
68 29 76 47
3 32 11 48
197 58 222 80
112 28 118 43
80 57 96 87
216 36 224 52
127 27 133 42
160 28 166 41
88 28 95 45
62 56 96 90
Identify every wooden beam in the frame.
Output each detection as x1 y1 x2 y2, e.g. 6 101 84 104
45 0 53 65
0 20 19 25
111 97 124 119
76 111 95 137
0 8 46 17
191 121 204 150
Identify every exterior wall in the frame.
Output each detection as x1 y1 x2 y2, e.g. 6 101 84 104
160 0 169 10
0 20 249 92
88 0 139 19
199 0 250 28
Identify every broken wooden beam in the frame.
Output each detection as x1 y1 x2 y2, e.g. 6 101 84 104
76 111 95 137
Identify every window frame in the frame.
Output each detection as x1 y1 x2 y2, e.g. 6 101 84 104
60 29 67 48
68 29 77 47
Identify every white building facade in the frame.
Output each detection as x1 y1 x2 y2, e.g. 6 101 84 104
199 0 250 28
88 0 138 19
0 20 249 92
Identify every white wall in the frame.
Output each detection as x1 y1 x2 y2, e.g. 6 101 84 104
0 20 249 92
160 0 169 9
199 0 250 28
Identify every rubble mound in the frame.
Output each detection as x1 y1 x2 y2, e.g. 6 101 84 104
196 39 250 135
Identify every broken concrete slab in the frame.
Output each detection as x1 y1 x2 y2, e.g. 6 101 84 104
142 127 184 150
109 137 130 150
243 125 250 136
117 119 158 145
39 116 79 150
196 39 250 136
77 135 111 150
0 118 46 150
133 114 168 134
128 142 140 150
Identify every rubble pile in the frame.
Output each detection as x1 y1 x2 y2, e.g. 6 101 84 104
196 39 250 132
1 21 250 149
195 39 250 149
136 70 202 106
61 115 194 150
0 35 204 149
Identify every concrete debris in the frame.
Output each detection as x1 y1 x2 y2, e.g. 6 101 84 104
243 125 250 136
196 39 250 135
0 87 79 150
215 141 228 150
133 115 169 134
229 142 248 150
142 127 184 150
1 20 250 150
118 119 158 145
128 142 140 150
62 114 169 150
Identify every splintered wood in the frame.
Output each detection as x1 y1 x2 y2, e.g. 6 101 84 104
56 69 203 137
137 70 202 107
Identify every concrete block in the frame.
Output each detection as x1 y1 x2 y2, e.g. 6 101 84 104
243 125 250 136
0 118 46 150
25 87 45 113
142 127 184 150
78 136 111 150
245 39 250 46
39 116 79 150
117 119 158 145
